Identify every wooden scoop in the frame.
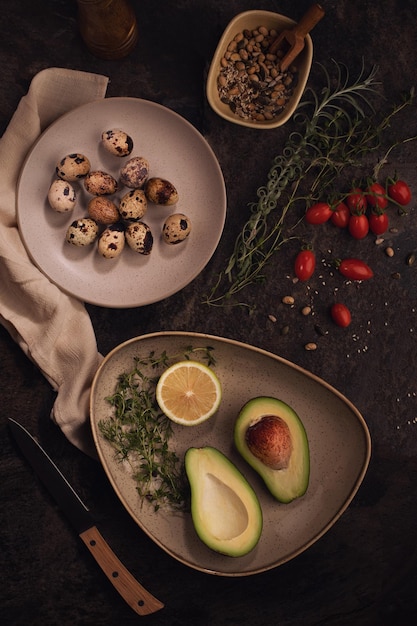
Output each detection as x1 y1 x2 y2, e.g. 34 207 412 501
269 4 325 72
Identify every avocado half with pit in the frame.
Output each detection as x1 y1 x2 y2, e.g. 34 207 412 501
234 397 310 503
185 446 263 557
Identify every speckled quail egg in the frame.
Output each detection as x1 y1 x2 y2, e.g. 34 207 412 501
65 218 98 246
119 189 147 221
88 197 120 225
47 179 77 213
101 128 133 157
98 223 125 259
56 153 90 181
125 221 153 255
84 170 118 195
145 177 179 206
120 156 149 189
162 213 192 244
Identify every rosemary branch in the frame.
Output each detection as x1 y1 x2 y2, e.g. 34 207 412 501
204 61 415 308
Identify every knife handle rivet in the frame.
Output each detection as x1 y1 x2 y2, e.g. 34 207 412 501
112 571 119 578
90 539 97 546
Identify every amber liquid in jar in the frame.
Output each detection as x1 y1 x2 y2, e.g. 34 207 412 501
77 0 138 60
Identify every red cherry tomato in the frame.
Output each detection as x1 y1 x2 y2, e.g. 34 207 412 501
348 213 369 239
365 182 388 210
337 258 374 280
346 187 367 214
331 202 350 228
294 249 316 281
305 202 333 224
330 303 352 328
369 211 389 235
388 180 412 206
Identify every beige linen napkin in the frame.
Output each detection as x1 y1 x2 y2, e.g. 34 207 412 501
0 67 109 455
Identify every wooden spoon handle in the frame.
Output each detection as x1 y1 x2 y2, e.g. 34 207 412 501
293 3 325 39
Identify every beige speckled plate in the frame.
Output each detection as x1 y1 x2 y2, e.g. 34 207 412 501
17 98 226 308
90 332 371 576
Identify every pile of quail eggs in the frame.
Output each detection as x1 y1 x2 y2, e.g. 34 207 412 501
47 129 192 259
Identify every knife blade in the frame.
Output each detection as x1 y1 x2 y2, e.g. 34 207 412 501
8 418 164 616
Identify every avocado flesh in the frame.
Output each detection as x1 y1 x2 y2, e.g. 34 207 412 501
185 446 263 557
234 397 310 503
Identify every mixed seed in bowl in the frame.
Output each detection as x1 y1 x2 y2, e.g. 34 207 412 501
217 25 298 122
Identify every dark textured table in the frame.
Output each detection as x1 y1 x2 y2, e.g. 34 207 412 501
2 1 417 624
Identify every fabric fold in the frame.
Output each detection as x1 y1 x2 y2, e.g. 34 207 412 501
0 68 109 455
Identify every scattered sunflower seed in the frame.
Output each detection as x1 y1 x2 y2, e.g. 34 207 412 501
301 306 312 316
268 314 277 323
406 253 415 266
304 342 317 351
282 295 295 305
385 246 394 257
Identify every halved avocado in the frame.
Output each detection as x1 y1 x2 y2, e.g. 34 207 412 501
184 446 263 557
234 397 310 503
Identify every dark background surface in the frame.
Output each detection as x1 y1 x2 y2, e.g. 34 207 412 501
1 1 417 624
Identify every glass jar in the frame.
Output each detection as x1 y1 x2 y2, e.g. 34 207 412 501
77 0 138 60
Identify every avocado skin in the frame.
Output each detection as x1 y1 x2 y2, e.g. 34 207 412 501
234 397 310 503
185 446 263 557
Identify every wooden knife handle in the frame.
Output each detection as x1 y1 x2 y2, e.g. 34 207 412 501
80 526 164 615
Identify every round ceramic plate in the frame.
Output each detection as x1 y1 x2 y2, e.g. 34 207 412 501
90 332 371 576
16 98 226 308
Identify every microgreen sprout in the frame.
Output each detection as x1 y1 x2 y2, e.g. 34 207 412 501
98 346 216 511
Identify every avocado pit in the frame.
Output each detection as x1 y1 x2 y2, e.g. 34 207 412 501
245 415 293 470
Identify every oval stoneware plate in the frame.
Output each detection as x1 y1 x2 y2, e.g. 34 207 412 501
90 331 371 576
17 98 226 308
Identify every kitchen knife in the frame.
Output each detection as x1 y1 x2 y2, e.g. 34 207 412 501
8 418 164 616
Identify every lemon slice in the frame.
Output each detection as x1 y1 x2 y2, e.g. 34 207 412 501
156 361 222 425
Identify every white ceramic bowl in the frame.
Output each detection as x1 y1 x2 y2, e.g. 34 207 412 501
206 10 313 129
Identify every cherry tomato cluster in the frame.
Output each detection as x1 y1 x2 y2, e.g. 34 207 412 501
305 177 412 240
293 176 412 329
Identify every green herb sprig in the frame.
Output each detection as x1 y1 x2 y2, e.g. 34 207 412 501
98 346 216 511
204 61 415 309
